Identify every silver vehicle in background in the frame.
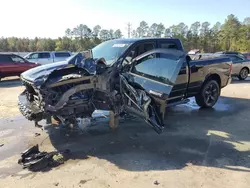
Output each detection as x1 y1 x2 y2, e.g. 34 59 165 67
191 51 250 80
24 51 72 65
215 52 250 80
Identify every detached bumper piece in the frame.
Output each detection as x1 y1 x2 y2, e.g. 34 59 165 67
18 145 67 172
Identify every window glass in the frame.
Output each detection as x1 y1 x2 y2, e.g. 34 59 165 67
30 53 39 59
11 55 25 63
159 42 178 50
123 43 155 65
39 53 50 58
0 55 13 62
132 54 178 84
230 56 243 62
54 52 71 57
135 43 155 57
92 40 131 65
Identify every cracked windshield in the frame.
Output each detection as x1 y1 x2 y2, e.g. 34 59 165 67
0 0 250 187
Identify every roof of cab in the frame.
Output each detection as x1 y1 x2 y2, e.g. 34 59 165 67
110 37 179 43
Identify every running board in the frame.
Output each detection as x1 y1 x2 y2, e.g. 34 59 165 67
166 99 190 108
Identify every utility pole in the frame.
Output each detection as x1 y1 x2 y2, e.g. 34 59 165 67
126 22 132 38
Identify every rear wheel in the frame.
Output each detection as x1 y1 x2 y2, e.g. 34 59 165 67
238 68 249 80
195 80 220 108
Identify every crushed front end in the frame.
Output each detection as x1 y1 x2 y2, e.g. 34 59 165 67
18 53 101 125
18 78 46 122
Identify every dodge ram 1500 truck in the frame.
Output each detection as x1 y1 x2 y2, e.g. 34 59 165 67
18 38 232 133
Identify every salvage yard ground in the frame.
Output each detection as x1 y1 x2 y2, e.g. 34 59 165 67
0 77 250 188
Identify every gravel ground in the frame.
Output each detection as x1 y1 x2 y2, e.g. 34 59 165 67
0 77 250 188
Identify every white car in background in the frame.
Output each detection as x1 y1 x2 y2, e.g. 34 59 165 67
24 51 72 65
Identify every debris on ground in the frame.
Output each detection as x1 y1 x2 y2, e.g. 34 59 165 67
0 144 4 147
79 179 91 185
35 133 41 137
18 145 69 171
154 180 160 185
53 182 59 186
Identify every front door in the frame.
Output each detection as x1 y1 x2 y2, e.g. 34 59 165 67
10 54 30 73
26 53 39 64
120 49 185 133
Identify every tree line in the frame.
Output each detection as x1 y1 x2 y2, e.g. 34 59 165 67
0 25 122 52
131 14 250 52
0 14 249 53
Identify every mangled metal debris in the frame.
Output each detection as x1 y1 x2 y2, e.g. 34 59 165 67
18 145 66 171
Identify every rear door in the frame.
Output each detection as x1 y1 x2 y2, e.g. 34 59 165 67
120 49 185 133
54 52 71 62
38 52 52 64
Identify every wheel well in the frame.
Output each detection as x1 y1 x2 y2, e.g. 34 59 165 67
205 74 221 87
242 67 250 73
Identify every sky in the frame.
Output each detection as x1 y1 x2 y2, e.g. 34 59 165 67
0 0 250 39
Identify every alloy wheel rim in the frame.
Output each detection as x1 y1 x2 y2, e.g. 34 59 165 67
241 69 248 79
204 83 218 106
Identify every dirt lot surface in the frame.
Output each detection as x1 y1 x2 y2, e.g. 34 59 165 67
0 77 250 188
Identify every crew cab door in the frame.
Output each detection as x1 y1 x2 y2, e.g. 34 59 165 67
38 52 52 64
120 49 185 133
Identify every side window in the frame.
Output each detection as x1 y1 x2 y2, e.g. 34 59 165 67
39 53 50 59
54 52 71 57
159 42 178 50
11 55 25 63
230 56 243 62
0 55 13 63
30 53 39 59
123 42 155 65
131 53 179 84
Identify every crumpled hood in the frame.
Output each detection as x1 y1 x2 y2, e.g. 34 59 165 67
21 53 97 87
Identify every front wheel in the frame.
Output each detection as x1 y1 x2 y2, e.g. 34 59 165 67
195 80 220 108
238 68 249 80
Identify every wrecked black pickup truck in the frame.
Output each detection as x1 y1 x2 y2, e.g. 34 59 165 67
18 38 232 133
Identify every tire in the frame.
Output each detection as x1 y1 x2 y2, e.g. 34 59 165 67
238 68 249 80
195 80 220 108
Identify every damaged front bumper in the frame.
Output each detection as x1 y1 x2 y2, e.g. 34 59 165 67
18 91 45 122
